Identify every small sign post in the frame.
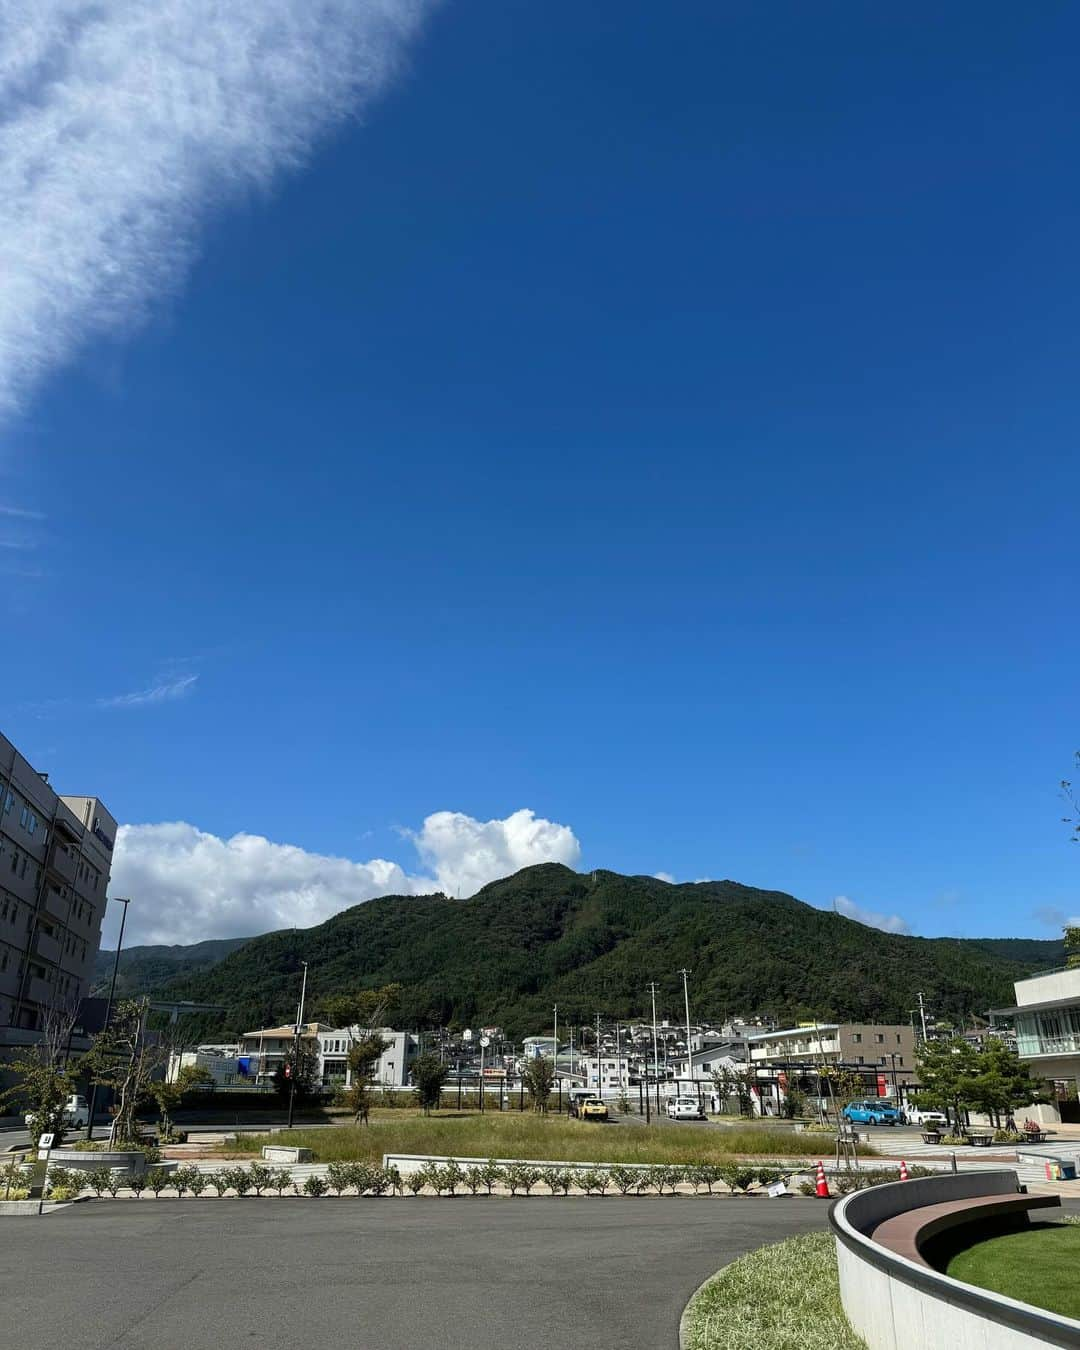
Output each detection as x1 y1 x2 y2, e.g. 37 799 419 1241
37 1132 55 1216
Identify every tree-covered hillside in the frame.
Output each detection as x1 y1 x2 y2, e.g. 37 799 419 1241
143 865 1063 1039
93 936 250 998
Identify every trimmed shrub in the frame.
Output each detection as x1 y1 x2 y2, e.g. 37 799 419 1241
146 1167 171 1197
578 1169 603 1196
439 1161 465 1196
480 1160 504 1195
210 1171 231 1197
366 1167 393 1197
226 1166 252 1197
186 1169 209 1198
247 1163 275 1196
302 1173 328 1197
609 1166 636 1195
327 1162 354 1196
128 1173 147 1198
271 1169 293 1196
87 1166 114 1198
405 1169 427 1196
465 1166 485 1195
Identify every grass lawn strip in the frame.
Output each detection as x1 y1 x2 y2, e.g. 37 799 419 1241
680 1231 866 1350
943 1222 1080 1322
230 1112 874 1165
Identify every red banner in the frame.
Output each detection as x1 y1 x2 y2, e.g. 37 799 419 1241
876 1073 888 1097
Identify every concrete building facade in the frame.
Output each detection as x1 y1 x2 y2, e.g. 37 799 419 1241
1006 966 1080 1090
236 1023 419 1090
0 731 116 1040
746 1022 917 1083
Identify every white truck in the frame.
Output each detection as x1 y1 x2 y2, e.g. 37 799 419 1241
25 1094 90 1132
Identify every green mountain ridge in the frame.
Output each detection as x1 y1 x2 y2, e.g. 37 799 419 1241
126 865 1064 1039
92 936 251 998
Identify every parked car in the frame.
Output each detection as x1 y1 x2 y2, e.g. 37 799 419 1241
841 1099 900 1126
25 1094 90 1131
666 1096 706 1121
902 1106 947 1127
577 1098 609 1121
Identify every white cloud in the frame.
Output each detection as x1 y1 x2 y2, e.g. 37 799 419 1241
832 895 911 936
98 672 198 708
0 0 437 417
109 808 582 945
653 871 676 884
0 505 45 520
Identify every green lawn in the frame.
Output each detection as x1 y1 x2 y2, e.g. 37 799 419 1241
682 1231 866 1350
943 1222 1080 1321
231 1111 862 1165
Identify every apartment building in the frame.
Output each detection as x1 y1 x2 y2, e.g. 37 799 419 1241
238 1023 419 1089
0 731 116 1041
746 1022 917 1082
1001 967 1080 1089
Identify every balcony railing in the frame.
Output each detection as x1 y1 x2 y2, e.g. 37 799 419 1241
1017 1032 1080 1058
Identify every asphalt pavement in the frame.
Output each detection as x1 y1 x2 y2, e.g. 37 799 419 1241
1 1197 829 1350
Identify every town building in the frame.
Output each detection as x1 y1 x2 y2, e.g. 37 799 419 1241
745 1022 917 1087
236 1023 419 1090
1000 966 1080 1093
0 730 117 1042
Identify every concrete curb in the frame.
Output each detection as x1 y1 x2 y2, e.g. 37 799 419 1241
678 1260 735 1350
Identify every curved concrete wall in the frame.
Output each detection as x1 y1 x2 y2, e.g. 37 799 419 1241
831 1171 1080 1349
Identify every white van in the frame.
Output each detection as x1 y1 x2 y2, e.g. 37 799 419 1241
666 1096 705 1121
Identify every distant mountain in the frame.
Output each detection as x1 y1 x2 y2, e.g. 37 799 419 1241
129 865 1065 1039
92 936 251 998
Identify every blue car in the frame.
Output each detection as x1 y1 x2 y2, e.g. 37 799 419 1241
842 1099 900 1126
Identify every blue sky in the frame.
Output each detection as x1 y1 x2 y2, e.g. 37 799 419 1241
2 2 1078 946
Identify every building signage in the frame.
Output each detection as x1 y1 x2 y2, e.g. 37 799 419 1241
92 817 114 852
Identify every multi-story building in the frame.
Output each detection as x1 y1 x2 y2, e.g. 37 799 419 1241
0 731 116 1041
1003 967 1080 1090
237 1023 419 1090
745 1022 917 1086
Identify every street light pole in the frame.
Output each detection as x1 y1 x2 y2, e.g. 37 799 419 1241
679 968 692 1092
553 1003 558 1069
286 961 309 1131
86 896 131 1141
595 1013 602 1098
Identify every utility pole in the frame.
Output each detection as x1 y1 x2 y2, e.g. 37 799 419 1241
286 961 309 1130
648 981 660 1108
553 1003 558 1069
569 1025 575 1081
916 991 928 1043
595 1013 602 1098
679 969 692 1092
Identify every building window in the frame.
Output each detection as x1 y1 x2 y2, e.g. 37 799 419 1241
855 1055 864 1064
874 1033 884 1043
851 1033 862 1043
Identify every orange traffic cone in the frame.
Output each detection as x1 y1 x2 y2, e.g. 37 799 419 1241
815 1160 830 1198
899 1160 909 1181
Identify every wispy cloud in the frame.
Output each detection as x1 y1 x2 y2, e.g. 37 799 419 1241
0 505 45 520
833 894 911 935
98 672 198 709
0 0 438 418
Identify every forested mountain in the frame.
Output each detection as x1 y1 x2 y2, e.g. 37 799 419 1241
131 865 1064 1039
92 936 250 998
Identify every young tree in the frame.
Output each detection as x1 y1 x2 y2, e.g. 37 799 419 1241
411 1053 449 1114
82 998 169 1144
146 1064 213 1139
319 985 400 1124
520 1054 555 1113
0 996 82 1145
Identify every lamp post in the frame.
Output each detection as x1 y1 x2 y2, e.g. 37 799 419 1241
553 1003 558 1071
679 968 692 1092
286 961 309 1131
86 896 131 1141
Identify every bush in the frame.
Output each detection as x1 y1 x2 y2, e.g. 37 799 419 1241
366 1166 394 1197
578 1169 603 1196
327 1162 354 1196
226 1166 253 1197
439 1161 465 1196
185 1168 209 1198
654 1165 685 1195
465 1166 485 1195
272 1168 293 1196
87 1166 115 1198
146 1167 171 1197
302 1173 328 1197
405 1168 427 1196
516 1166 543 1196
46 1166 84 1199
172 1166 192 1198
210 1171 231 1197
246 1163 274 1196
609 1165 636 1195
635 1168 654 1195
718 1164 757 1194
128 1172 146 1198
480 1160 504 1195
502 1163 526 1195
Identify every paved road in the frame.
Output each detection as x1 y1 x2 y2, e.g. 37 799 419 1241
1 1197 828 1350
